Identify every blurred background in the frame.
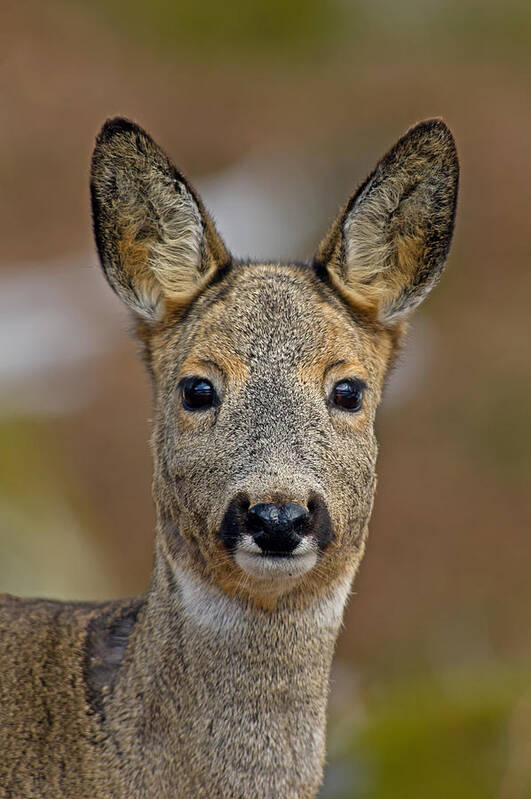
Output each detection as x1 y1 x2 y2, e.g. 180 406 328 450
1 0 530 795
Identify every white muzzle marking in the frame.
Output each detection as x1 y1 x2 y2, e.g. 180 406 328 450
234 534 318 579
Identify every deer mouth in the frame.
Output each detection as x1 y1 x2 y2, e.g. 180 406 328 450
233 534 318 579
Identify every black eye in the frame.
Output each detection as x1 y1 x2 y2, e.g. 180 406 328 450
331 379 365 412
181 377 217 411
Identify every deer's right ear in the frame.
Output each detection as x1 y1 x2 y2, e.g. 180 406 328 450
90 118 230 320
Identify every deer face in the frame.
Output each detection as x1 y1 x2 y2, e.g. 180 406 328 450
91 118 458 606
147 264 392 602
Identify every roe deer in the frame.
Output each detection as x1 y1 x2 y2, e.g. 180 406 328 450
0 118 458 798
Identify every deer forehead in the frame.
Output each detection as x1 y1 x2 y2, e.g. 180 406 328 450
152 265 391 388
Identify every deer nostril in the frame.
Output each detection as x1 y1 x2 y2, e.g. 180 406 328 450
281 502 310 529
246 502 309 555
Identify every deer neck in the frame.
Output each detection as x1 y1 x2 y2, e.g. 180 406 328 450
107 545 353 797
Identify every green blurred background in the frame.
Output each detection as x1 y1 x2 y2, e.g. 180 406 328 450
1 1 530 795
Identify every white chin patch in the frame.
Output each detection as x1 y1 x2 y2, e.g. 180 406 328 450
234 535 318 580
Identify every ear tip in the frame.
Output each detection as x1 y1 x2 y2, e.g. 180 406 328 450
399 118 459 185
97 116 142 141
412 117 453 133
409 117 457 152
94 117 154 158
91 117 160 180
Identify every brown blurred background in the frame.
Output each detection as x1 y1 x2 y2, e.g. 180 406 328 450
1 1 530 796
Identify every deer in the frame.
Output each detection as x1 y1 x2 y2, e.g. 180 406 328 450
0 117 458 798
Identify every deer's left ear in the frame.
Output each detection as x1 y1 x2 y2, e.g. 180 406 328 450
314 119 459 325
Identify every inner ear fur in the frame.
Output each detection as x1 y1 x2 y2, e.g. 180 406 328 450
315 119 459 325
91 118 229 321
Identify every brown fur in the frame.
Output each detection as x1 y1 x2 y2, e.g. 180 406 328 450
0 117 458 797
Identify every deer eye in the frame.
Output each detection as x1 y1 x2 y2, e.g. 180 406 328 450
331 379 365 412
181 377 217 411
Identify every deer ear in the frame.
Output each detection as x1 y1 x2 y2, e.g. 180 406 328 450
90 118 230 320
314 119 459 325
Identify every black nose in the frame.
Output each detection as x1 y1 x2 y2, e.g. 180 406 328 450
246 502 309 555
